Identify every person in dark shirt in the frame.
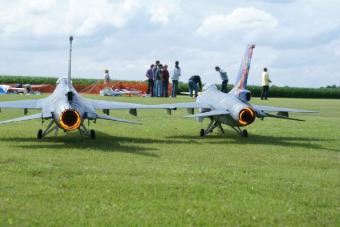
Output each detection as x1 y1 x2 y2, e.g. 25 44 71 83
145 64 154 97
215 66 228 93
162 65 170 97
155 64 163 97
152 60 160 97
188 75 202 98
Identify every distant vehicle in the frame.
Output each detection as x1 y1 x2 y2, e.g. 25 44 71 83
0 85 11 94
161 45 316 137
100 87 142 96
0 84 40 95
0 36 166 139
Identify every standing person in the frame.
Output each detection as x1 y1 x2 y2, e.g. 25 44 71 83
155 64 163 97
145 64 154 97
153 60 160 97
162 65 170 97
171 61 181 97
261 67 272 100
104 69 111 87
215 66 228 93
188 75 202 98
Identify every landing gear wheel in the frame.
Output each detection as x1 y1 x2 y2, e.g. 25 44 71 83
37 129 43 139
90 130 96 139
200 129 205 137
242 129 248 138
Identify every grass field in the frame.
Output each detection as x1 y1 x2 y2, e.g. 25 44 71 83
0 94 339 226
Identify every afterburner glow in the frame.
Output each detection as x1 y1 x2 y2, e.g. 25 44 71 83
59 109 81 131
238 108 255 126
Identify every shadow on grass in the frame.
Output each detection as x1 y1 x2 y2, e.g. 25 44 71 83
166 131 340 152
0 131 196 157
0 131 164 157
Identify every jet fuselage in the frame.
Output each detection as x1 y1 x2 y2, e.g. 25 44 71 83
42 77 96 131
197 86 255 127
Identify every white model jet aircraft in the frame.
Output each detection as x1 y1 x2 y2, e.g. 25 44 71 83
163 44 316 137
0 36 166 139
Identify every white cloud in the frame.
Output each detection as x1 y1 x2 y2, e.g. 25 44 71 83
197 7 278 38
0 0 340 88
0 0 142 37
0 0 180 37
148 0 181 25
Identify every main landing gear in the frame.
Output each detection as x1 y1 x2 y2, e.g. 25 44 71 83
232 127 248 137
37 120 96 139
199 119 249 138
199 119 224 137
37 119 59 139
79 124 96 139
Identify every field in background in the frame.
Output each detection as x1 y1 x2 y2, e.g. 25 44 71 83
0 95 339 226
1 75 340 98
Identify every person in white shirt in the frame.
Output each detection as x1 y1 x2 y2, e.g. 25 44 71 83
171 61 181 97
261 67 272 100
104 69 111 87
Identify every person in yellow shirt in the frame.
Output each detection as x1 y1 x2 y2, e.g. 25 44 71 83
261 68 272 100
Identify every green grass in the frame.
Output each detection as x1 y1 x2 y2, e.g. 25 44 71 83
0 94 339 226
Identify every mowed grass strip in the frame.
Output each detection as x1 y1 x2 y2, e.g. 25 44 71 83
0 95 339 226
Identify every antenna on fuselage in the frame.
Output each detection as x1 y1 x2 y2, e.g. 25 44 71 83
67 36 73 91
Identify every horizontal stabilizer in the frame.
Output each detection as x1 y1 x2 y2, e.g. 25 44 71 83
253 104 317 113
0 99 44 109
0 113 46 125
185 110 230 118
96 114 140 124
264 113 305 121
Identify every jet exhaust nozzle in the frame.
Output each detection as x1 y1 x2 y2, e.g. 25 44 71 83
238 108 255 126
59 109 81 131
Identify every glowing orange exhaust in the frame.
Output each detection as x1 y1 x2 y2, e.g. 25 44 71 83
59 109 81 131
239 108 255 126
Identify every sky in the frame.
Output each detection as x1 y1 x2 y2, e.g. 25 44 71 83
0 0 339 88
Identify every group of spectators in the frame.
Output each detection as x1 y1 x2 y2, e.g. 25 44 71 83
145 61 272 99
145 60 181 97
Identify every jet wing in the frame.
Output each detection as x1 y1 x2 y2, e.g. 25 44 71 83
96 114 140 124
0 99 44 109
88 99 169 110
185 110 230 118
252 105 317 113
158 102 210 109
252 104 316 121
0 112 51 125
88 99 211 110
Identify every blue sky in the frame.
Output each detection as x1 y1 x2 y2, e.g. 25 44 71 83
0 0 339 87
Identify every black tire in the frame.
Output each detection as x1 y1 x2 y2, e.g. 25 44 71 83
90 130 96 139
37 129 43 139
200 129 205 137
242 129 248 138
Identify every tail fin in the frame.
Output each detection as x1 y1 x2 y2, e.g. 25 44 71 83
232 44 255 92
67 36 73 91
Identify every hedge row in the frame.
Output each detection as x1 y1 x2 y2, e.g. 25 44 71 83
178 83 340 99
0 75 98 85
